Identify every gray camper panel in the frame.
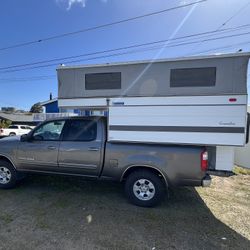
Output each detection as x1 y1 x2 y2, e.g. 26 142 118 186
57 55 249 99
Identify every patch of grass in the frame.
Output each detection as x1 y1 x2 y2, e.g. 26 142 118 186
33 207 50 230
36 220 50 230
34 207 47 217
143 211 161 221
0 213 14 224
233 166 250 175
37 192 50 201
52 197 71 209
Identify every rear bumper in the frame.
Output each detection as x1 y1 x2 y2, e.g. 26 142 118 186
202 174 212 187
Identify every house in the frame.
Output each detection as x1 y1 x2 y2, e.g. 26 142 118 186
0 112 38 126
40 94 94 116
1 107 16 112
40 98 59 113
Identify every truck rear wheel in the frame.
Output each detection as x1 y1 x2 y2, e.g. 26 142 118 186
0 160 17 189
124 170 165 207
9 132 16 136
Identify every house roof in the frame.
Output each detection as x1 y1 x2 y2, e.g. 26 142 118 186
40 98 58 106
0 112 34 122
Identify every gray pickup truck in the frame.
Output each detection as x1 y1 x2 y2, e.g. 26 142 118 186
0 117 211 207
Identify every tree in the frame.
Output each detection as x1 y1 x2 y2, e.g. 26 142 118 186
0 120 11 128
30 102 43 113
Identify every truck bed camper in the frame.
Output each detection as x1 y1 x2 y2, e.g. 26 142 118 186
57 53 250 172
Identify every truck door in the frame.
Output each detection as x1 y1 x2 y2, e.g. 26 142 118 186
58 119 103 177
17 120 65 170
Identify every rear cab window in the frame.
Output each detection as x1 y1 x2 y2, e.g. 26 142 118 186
62 120 97 141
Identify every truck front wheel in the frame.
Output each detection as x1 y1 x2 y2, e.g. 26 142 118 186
0 160 17 189
124 170 166 207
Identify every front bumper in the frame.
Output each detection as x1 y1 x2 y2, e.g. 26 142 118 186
202 174 212 187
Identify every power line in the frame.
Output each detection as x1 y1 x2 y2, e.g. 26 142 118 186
217 1 250 30
2 31 250 73
1 23 250 72
190 40 250 55
169 23 250 43
1 40 249 79
1 29 250 74
189 1 250 53
1 40 249 80
0 0 207 52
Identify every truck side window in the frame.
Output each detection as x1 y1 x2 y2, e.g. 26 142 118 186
33 121 65 141
8 126 18 129
62 120 97 141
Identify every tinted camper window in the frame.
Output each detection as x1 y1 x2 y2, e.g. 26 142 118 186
85 72 121 90
170 67 216 87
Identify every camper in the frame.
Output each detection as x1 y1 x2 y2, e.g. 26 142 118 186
58 52 250 172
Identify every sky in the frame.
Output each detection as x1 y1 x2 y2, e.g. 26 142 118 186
0 0 250 110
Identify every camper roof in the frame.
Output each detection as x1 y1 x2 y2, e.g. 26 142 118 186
57 52 250 70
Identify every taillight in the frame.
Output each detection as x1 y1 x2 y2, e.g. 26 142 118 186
201 150 208 171
0 129 3 134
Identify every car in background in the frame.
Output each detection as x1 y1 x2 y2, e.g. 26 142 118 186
0 125 33 137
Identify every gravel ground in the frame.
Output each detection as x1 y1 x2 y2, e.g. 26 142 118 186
0 172 249 250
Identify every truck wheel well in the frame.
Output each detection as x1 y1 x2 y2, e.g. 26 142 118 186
0 156 15 168
122 166 168 187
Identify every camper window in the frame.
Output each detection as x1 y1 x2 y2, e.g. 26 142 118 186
170 67 216 87
85 72 121 90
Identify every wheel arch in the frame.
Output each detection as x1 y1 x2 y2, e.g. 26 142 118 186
0 154 17 169
120 165 169 187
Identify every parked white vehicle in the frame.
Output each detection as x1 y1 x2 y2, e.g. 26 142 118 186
0 125 33 137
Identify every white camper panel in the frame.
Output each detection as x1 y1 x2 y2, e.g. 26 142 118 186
108 95 247 146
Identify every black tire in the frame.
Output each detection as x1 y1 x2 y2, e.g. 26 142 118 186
124 170 166 207
9 132 16 136
0 160 17 189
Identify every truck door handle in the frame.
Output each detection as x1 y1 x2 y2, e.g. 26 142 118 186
88 147 100 152
48 146 56 150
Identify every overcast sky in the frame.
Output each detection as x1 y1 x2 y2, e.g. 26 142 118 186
0 0 250 110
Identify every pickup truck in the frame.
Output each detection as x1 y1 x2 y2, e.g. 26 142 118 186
0 117 211 207
0 125 33 137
